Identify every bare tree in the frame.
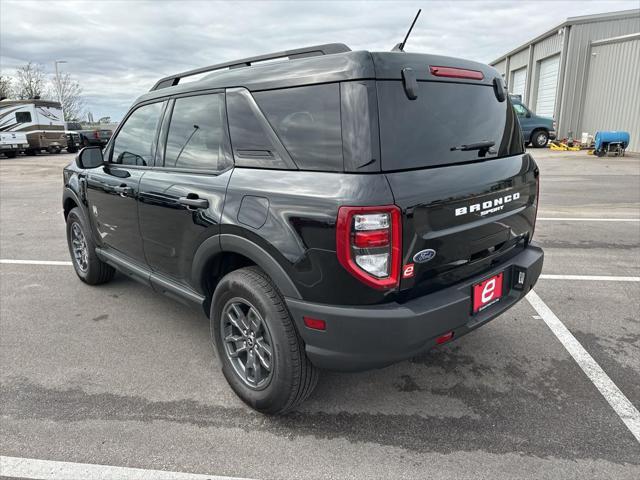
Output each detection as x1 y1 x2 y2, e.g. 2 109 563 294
0 75 13 99
52 72 85 121
14 62 49 99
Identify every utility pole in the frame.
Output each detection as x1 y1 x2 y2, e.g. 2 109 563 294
54 60 67 121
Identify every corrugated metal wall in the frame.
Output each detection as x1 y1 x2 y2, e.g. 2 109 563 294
493 59 507 76
558 15 640 141
580 36 640 152
509 48 529 69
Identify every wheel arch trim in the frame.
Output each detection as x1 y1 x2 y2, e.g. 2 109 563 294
191 234 302 300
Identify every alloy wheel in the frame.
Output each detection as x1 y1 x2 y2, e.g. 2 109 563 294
221 298 274 390
70 222 89 272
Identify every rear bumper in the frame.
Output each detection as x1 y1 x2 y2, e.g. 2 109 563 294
286 243 543 371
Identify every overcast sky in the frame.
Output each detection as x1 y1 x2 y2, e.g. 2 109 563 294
1 0 637 121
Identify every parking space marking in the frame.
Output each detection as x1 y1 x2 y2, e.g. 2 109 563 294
526 290 640 444
0 456 256 480
540 274 640 282
0 259 72 266
537 218 640 222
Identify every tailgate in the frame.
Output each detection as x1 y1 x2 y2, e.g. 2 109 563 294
386 154 538 298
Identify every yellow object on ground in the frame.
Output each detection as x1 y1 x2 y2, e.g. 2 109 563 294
549 141 581 151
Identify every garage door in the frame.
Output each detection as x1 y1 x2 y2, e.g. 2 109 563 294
535 55 560 118
510 68 527 101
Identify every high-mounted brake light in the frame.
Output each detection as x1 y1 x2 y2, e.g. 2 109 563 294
430 66 484 80
336 205 401 290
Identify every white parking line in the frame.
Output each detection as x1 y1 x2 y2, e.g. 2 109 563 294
540 274 640 282
0 456 255 480
0 259 72 266
537 217 640 222
526 290 640 444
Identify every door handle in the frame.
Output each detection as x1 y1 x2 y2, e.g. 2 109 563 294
114 184 133 197
178 196 209 209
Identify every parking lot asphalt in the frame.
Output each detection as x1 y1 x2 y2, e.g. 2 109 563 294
1 150 639 479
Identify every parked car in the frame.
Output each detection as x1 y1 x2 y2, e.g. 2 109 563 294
0 131 29 158
510 96 557 147
79 128 112 147
64 123 83 153
63 43 543 414
65 122 113 148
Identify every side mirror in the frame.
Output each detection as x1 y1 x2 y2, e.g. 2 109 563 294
76 146 104 169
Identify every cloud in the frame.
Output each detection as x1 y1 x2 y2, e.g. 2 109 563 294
1 0 637 120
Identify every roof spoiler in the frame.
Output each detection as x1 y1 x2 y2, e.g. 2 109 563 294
150 43 352 91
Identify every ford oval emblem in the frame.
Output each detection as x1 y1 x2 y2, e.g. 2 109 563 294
413 249 436 263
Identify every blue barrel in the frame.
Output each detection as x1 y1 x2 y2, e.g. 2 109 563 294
594 131 630 150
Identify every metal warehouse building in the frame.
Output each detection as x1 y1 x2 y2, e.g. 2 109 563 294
491 9 640 152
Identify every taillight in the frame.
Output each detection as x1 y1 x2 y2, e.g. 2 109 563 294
94 131 100 139
429 65 484 80
336 205 401 290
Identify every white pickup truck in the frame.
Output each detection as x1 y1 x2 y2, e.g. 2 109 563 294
0 131 29 158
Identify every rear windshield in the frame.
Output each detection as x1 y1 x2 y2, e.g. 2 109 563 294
377 81 523 171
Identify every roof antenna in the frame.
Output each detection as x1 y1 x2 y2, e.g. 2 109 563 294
392 9 422 52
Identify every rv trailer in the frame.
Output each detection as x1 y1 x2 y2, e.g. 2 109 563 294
0 99 67 154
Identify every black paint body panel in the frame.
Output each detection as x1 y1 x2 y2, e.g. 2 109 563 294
62 46 542 372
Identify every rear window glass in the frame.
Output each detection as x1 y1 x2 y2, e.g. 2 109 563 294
377 81 523 171
254 84 343 171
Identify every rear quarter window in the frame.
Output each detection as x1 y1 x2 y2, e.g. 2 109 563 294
253 84 343 171
377 81 523 171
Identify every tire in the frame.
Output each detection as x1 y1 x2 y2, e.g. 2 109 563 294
531 130 549 148
25 149 36 156
211 266 318 415
4 151 17 158
595 149 606 157
67 147 78 154
66 207 115 285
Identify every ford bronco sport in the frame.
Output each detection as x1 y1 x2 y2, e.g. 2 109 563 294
63 44 543 414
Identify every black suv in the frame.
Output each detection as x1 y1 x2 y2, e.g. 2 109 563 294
63 44 543 414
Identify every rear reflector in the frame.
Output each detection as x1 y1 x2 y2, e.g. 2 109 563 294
354 229 390 248
430 66 484 80
435 331 454 345
303 317 326 331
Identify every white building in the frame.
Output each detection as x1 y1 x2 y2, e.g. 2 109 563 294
491 9 640 152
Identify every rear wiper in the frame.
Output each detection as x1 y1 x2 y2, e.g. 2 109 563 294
450 141 495 152
450 140 496 157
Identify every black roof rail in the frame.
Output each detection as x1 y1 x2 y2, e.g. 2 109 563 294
150 43 351 91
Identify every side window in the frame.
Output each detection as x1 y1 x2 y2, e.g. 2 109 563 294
253 84 343 171
164 94 230 170
226 88 293 169
513 104 527 117
16 112 31 123
111 102 163 166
